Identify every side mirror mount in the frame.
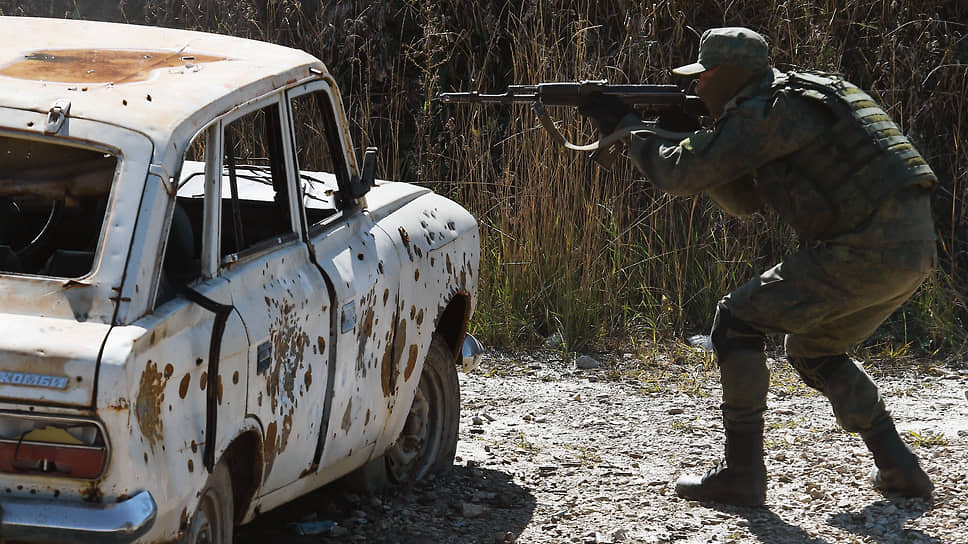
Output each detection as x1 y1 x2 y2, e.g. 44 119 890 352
343 147 378 204
361 146 378 188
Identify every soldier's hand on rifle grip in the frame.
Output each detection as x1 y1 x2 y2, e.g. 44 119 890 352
577 95 635 136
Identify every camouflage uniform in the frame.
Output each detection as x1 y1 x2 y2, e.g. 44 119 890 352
626 27 936 503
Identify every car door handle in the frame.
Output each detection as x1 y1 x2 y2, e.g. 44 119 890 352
257 341 271 374
340 302 355 333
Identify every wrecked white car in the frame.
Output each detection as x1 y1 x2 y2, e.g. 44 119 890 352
0 16 480 543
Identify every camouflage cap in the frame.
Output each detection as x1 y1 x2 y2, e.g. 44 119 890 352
673 27 769 76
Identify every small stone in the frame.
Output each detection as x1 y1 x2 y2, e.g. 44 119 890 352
576 355 601 369
612 529 628 542
472 415 485 425
494 531 518 543
667 408 684 415
462 502 488 518
544 331 564 348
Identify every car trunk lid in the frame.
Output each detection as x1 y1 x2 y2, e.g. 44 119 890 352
0 313 108 407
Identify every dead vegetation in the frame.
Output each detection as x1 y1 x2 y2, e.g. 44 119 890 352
5 0 966 356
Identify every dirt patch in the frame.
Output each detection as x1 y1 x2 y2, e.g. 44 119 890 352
238 349 968 543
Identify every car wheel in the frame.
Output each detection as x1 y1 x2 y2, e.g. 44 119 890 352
385 333 460 483
182 461 234 544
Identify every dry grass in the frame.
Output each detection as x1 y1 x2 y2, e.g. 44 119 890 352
8 0 965 355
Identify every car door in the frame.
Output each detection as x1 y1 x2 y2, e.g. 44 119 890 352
286 81 403 474
210 96 333 494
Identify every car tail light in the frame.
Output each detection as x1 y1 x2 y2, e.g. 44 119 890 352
0 415 108 479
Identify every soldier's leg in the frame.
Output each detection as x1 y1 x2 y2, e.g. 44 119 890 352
674 302 769 506
783 241 935 498
676 241 934 504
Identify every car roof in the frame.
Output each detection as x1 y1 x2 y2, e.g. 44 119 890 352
0 17 326 145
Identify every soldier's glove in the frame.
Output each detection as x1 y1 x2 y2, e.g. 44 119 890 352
578 95 635 136
657 110 703 132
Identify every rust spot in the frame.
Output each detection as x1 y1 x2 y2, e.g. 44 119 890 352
266 298 310 415
178 373 190 399
263 422 278 479
341 399 353 432
187 459 194 473
81 482 103 503
134 360 169 453
0 49 230 84
382 318 406 397
163 364 173 378
356 296 375 373
416 309 425 326
106 397 129 411
414 269 420 281
191 440 198 453
446 254 453 274
200 372 207 390
398 227 413 260
304 368 312 389
232 370 239 385
217 374 223 405
317 336 326 354
365 409 371 425
383 289 390 305
404 344 419 381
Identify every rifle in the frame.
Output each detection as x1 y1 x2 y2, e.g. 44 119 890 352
440 79 708 166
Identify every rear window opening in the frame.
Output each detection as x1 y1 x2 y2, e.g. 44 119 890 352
0 134 117 278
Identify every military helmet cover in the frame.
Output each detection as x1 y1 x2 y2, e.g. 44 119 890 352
673 27 769 76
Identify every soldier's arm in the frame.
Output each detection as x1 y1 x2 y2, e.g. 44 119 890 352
628 90 831 197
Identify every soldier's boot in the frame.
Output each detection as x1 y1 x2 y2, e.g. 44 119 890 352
675 428 766 506
862 424 933 499
791 354 933 500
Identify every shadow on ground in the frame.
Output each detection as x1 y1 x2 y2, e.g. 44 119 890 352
236 465 536 544
827 499 939 544
706 496 938 544
709 503 831 544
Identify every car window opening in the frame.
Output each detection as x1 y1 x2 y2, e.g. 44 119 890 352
0 135 116 278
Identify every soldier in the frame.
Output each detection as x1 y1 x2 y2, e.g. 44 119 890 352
585 27 937 506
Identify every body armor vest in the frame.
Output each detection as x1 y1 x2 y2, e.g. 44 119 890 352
756 71 936 240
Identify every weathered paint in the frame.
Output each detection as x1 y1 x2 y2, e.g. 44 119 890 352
0 49 230 84
134 360 169 453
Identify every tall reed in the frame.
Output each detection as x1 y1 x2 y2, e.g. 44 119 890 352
7 0 964 356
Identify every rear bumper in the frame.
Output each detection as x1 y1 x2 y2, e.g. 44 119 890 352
0 489 156 543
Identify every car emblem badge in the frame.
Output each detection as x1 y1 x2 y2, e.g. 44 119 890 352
0 371 70 390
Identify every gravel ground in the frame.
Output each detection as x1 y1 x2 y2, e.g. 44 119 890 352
238 347 968 544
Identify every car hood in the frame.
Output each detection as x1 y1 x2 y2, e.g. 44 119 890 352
0 313 107 408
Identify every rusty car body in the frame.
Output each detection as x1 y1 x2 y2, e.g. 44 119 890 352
0 16 480 543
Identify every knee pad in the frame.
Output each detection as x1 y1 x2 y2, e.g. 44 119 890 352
788 353 851 391
710 304 766 361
